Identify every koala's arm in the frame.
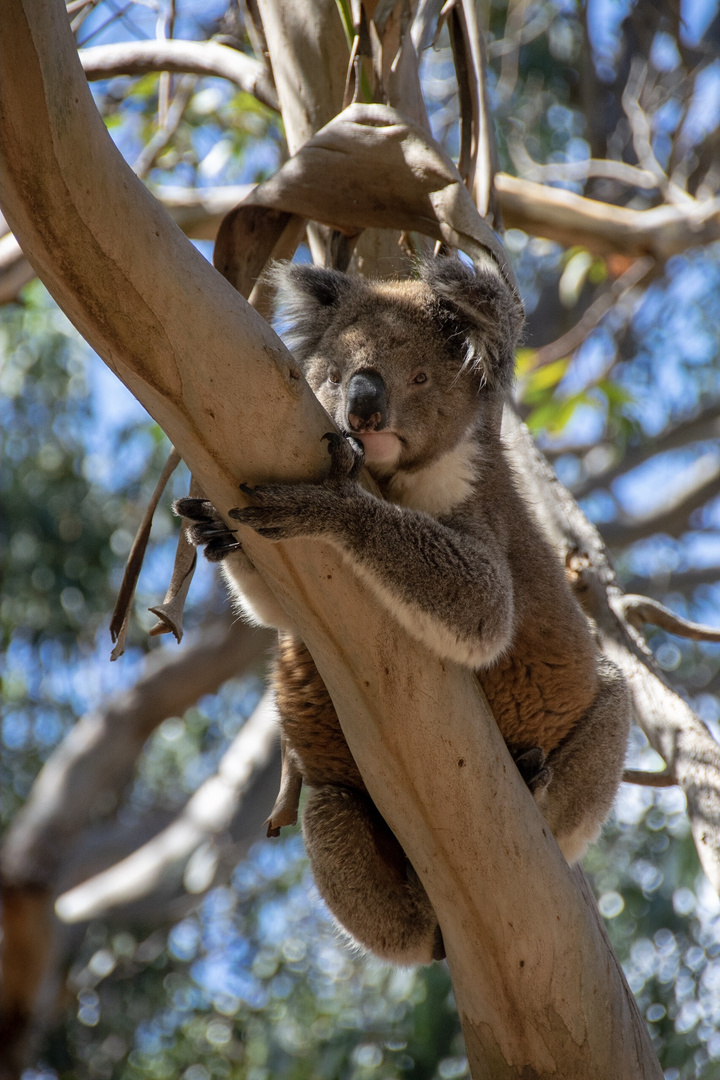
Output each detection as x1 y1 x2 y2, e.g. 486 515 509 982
230 439 514 669
174 498 296 632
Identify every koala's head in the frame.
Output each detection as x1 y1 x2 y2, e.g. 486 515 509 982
271 256 523 477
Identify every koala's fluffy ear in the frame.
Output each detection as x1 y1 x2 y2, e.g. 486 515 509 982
269 263 358 362
420 256 524 391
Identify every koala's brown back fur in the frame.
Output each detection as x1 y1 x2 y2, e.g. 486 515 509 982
274 633 365 791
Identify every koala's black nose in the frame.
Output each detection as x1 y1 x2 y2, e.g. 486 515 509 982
347 369 387 432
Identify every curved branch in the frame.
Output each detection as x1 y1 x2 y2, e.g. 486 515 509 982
79 38 279 110
1 619 271 890
496 173 720 259
599 456 720 547
55 692 280 923
615 594 720 642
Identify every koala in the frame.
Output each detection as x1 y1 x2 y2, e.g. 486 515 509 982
176 255 631 966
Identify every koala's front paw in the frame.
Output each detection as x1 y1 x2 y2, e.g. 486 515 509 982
228 433 363 542
229 481 337 541
173 498 242 563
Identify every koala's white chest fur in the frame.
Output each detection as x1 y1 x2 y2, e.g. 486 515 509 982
384 436 481 517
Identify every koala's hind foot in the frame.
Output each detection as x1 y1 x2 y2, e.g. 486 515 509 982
534 657 631 864
303 785 444 965
510 745 551 794
174 498 242 562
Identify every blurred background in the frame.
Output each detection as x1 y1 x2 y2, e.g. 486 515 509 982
3 0 720 1076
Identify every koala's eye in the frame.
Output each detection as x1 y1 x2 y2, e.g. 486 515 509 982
328 370 342 385
411 372 428 385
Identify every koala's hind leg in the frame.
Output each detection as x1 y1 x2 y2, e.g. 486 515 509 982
303 785 444 965
534 657 631 864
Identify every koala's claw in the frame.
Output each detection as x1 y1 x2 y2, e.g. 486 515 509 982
238 481 257 498
322 430 365 481
512 746 552 795
174 497 215 521
173 497 243 563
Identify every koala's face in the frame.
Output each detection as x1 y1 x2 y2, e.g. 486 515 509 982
304 282 484 476
272 258 522 478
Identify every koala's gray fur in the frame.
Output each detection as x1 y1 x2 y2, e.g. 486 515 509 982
176 255 630 966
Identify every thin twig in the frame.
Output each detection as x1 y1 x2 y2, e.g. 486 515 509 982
79 39 279 110
156 0 176 129
109 447 181 658
623 768 677 788
530 256 654 371
132 73 197 180
622 59 694 207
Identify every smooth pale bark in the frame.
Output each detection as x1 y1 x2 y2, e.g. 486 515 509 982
255 0 348 154
79 39 278 109
0 1 660 1075
497 172 720 258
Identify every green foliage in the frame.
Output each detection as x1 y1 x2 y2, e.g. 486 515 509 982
0 283 116 648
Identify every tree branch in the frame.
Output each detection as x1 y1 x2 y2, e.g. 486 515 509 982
1 618 270 891
5 169 720 303
599 455 720 547
623 768 678 788
496 172 720 259
615 594 720 642
55 692 280 923
79 38 279 110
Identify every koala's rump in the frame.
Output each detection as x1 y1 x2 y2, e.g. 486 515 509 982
274 633 366 791
275 626 598 787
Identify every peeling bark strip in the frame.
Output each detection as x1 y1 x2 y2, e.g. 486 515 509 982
0 0 662 1074
215 102 521 301
109 446 181 658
